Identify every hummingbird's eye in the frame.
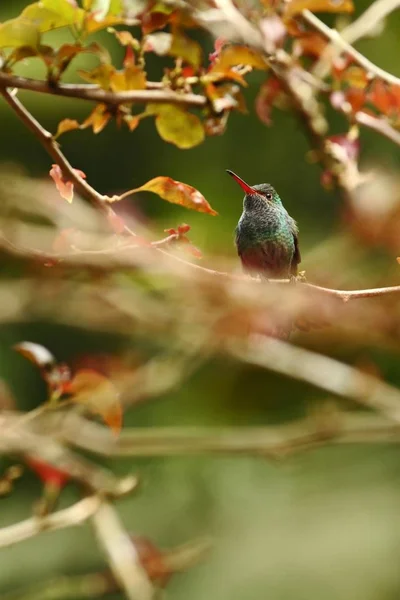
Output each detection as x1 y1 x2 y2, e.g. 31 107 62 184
265 193 272 200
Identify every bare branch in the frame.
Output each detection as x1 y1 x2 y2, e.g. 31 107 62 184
0 413 138 497
0 72 207 107
91 502 154 600
0 496 100 549
62 416 400 459
303 9 400 87
340 0 400 44
355 111 400 146
0 89 109 213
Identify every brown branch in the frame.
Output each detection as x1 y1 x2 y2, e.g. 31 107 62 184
0 496 101 549
0 72 207 107
0 88 110 213
1 226 400 302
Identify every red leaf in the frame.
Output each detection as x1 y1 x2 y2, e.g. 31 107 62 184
49 164 86 203
255 77 282 125
26 458 70 488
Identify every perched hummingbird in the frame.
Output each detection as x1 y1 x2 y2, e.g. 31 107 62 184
227 170 300 279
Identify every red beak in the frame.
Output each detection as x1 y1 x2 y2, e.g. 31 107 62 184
226 170 256 195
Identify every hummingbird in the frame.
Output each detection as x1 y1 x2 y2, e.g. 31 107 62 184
227 170 300 280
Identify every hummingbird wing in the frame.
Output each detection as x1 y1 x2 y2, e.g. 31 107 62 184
289 218 301 276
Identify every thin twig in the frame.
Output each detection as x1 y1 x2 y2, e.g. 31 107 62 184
1 226 400 301
0 496 100 549
355 111 400 146
0 72 207 107
0 88 109 212
91 502 154 600
312 0 400 79
303 9 400 87
2 574 112 600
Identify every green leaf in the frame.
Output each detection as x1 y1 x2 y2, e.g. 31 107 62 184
122 176 217 215
21 0 85 33
0 18 40 49
147 104 205 149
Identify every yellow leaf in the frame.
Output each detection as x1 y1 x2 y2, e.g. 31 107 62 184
68 369 122 436
147 104 205 149
284 0 354 19
170 28 202 67
81 104 111 134
78 63 115 89
123 175 217 215
0 18 40 49
55 119 80 138
110 65 146 91
214 45 268 71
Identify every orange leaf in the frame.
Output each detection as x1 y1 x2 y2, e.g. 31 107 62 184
123 115 140 131
121 176 217 215
284 0 354 19
68 369 122 435
55 118 80 138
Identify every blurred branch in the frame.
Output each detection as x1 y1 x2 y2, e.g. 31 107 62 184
91 502 154 600
0 496 100 549
355 111 400 146
303 9 400 87
41 413 400 459
229 336 400 423
2 574 112 600
0 413 138 497
339 0 400 44
312 0 400 79
0 72 207 108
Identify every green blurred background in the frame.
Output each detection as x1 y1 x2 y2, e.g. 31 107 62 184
1 1 400 598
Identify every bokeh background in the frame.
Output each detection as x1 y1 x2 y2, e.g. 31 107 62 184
1 1 400 598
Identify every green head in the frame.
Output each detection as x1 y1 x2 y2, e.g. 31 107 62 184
226 170 282 210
